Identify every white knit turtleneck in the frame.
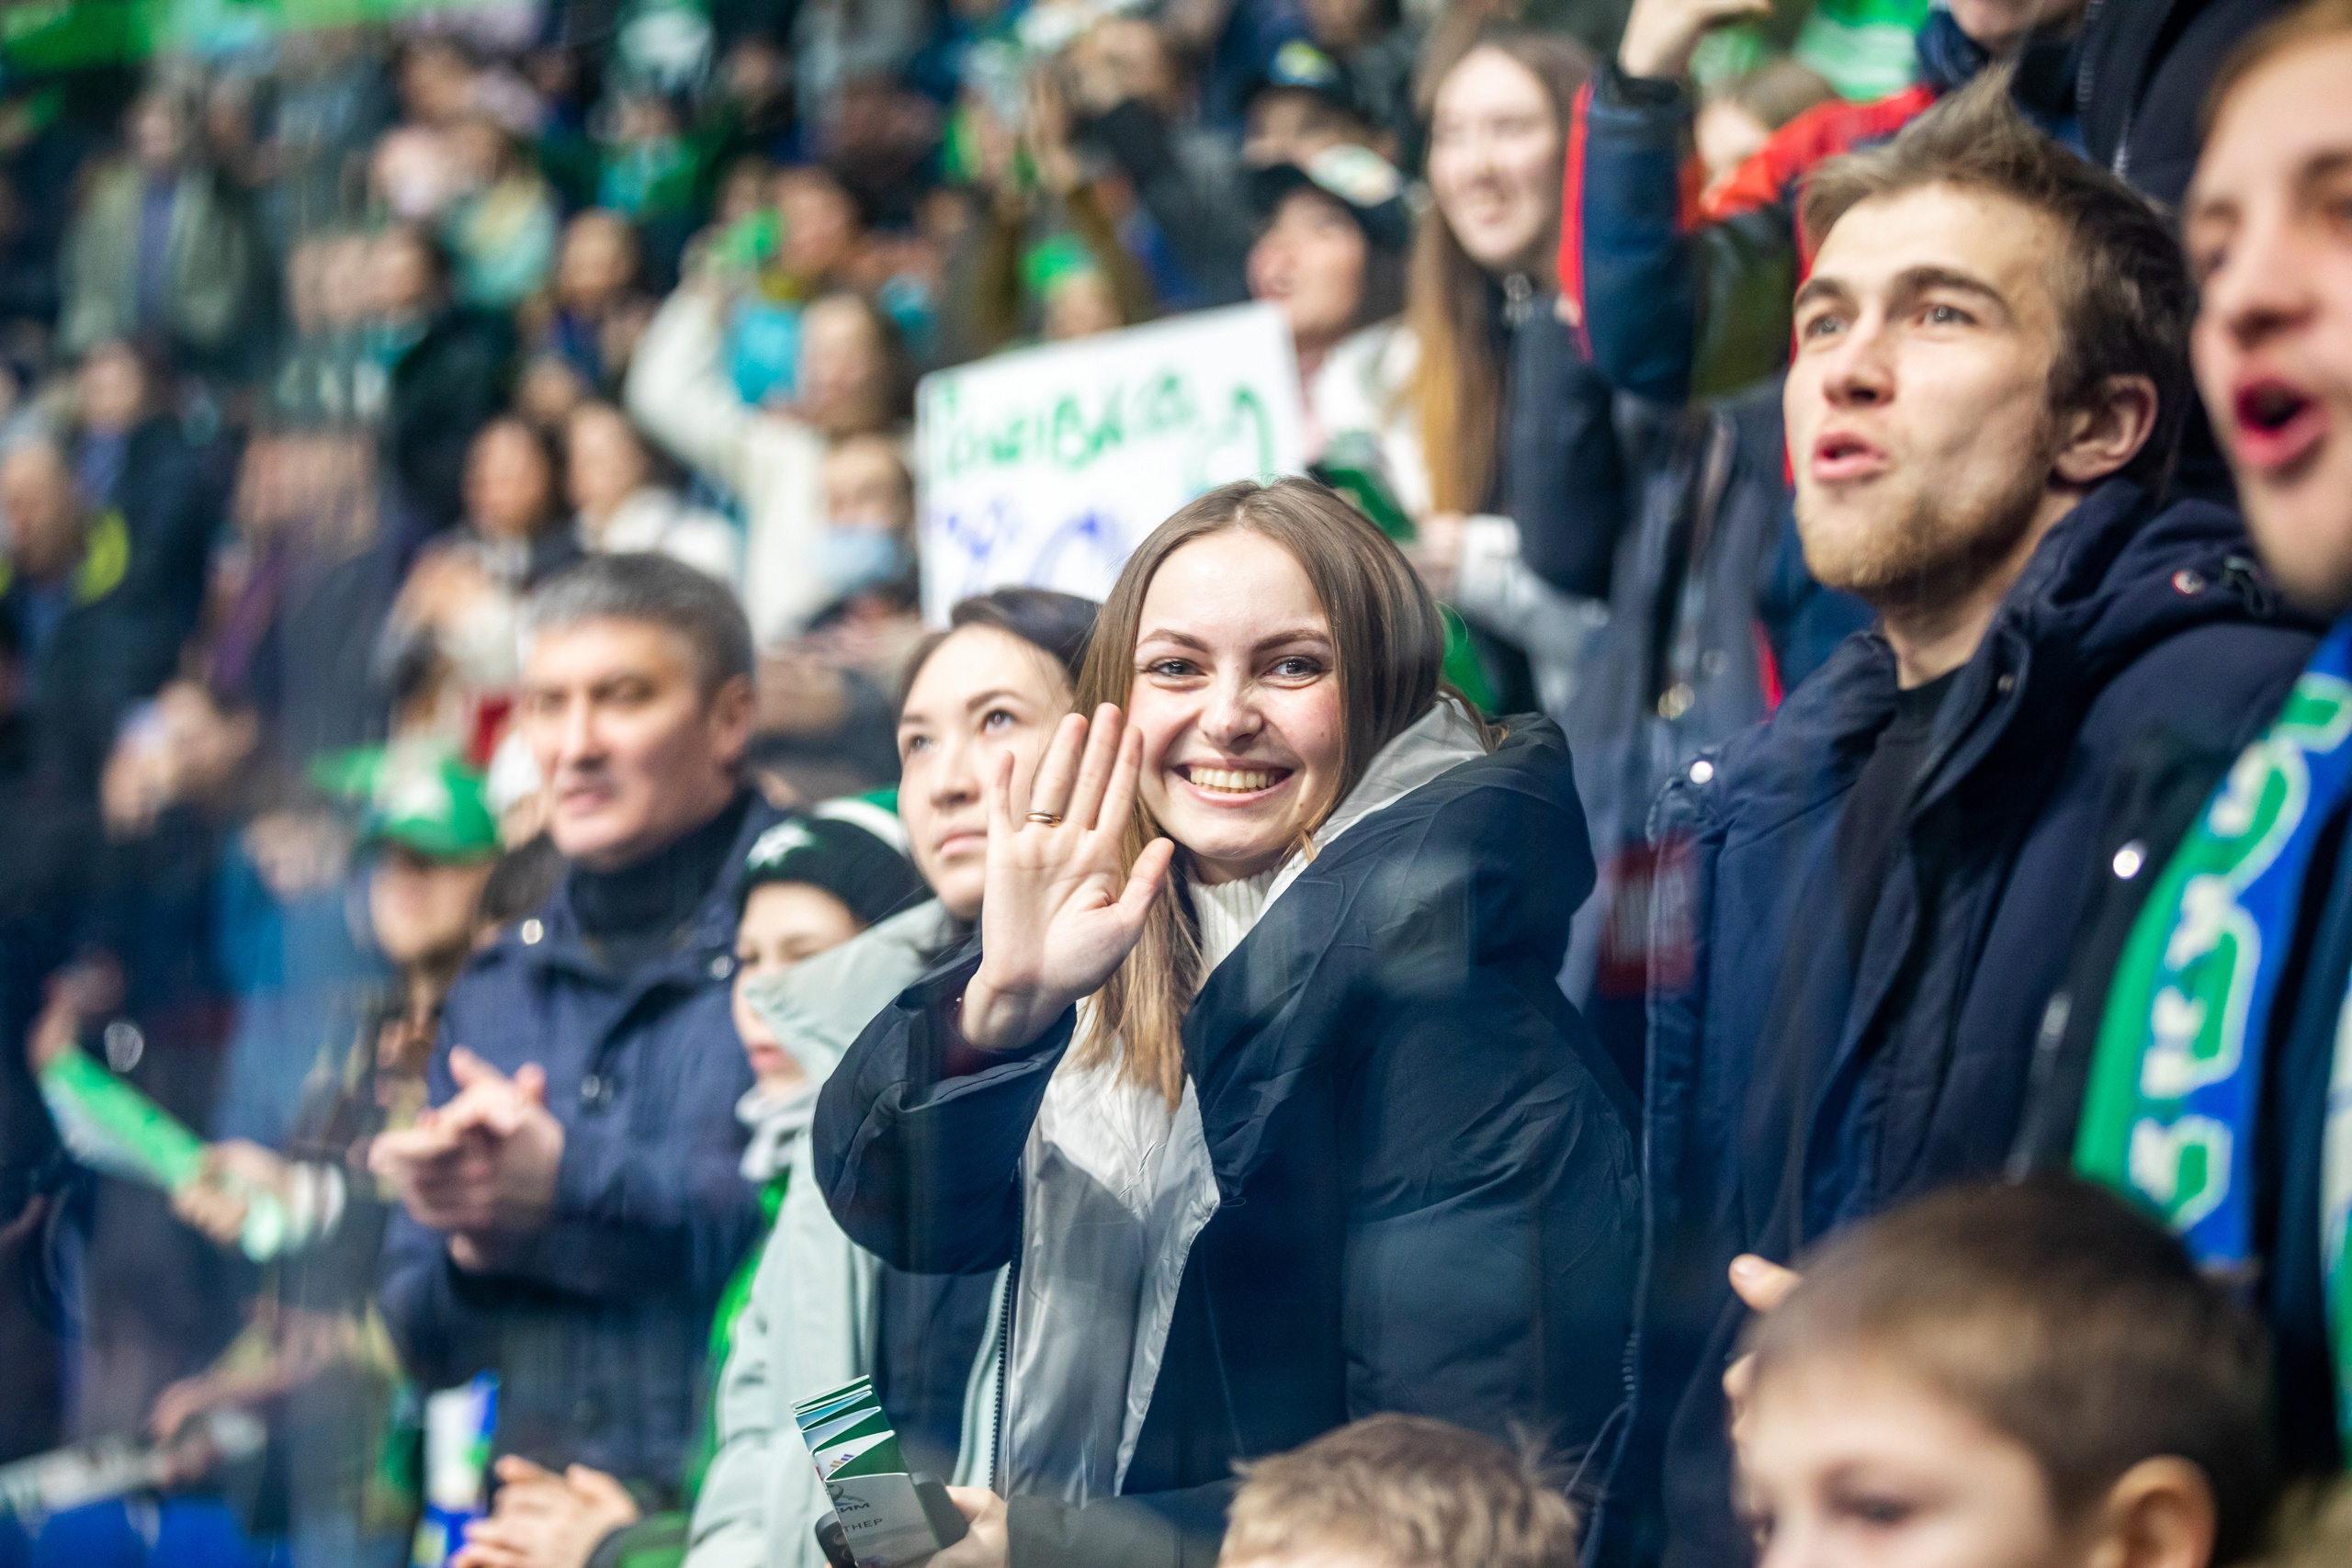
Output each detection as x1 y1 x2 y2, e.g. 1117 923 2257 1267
1191 866 1281 974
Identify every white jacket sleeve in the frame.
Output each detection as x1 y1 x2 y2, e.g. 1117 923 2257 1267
627 289 760 499
684 1145 879 1568
683 1231 785 1568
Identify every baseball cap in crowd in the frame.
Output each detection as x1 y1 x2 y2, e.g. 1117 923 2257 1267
740 795 927 929
1248 142 1410 255
314 743 501 863
1247 39 1362 121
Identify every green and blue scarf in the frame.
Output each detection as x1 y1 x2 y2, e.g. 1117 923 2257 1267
2076 614 2352 1452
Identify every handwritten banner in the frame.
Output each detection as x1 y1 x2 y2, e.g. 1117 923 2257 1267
915 303 1308 623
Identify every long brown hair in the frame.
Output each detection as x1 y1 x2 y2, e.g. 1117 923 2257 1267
1406 31 1590 514
1072 476 1462 1103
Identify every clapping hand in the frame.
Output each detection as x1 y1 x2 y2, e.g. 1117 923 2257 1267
369 1048 563 1268
454 1457 641 1568
958 705 1175 1052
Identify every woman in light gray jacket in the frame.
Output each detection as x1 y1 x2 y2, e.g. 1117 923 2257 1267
685 589 1097 1568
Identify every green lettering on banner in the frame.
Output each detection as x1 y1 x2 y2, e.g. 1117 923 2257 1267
933 366 1235 480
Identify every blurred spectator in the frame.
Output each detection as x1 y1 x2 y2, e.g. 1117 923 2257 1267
373 555 774 1494
1246 144 1408 460
251 30 400 245
1691 54 1833 202
0 169 62 328
379 415 582 746
369 222 520 531
1065 15 1255 307
444 118 561 310
1239 40 1389 168
747 433 922 785
1379 31 1623 716
564 398 739 582
1400 32 1588 522
74 338 220 659
532 209 656 394
1302 0 1421 165
0 426 188 795
948 66 1156 355
59 90 258 367
157 745 506 1568
795 0 932 141
774 163 869 294
629 272 909 649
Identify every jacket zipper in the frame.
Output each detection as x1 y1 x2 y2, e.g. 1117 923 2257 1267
991 1195 1020 1495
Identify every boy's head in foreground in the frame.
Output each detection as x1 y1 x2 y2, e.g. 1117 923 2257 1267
1218 1414 1579 1568
1737 1179 2275 1568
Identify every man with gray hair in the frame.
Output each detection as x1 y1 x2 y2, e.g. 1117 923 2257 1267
374 553 779 1504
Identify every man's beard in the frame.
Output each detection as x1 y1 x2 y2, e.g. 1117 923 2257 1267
1798 440 2054 617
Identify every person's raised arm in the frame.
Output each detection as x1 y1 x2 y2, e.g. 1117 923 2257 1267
1566 0 1781 401
959 705 1173 1051
626 282 760 497
815 705 1172 1276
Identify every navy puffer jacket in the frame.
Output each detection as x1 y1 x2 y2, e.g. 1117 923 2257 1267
815 718 1640 1568
1609 480 2315 1568
378 798 775 1491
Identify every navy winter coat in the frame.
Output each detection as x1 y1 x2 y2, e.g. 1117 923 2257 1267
378 799 774 1490
814 719 1640 1568
1610 481 2315 1568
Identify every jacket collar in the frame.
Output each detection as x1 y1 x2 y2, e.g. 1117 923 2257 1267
504 792 786 987
744 898 956 1085
1265 695 1489 905
1697 479 2275 841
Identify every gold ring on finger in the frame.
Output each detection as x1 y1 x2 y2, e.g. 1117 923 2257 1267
1025 811 1065 827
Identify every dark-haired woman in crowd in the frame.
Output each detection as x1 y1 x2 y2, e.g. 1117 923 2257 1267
378 415 582 750
680 588 1097 1568
816 478 1639 1567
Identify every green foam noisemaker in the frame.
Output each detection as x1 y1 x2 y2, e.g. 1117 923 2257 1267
39 1046 289 1258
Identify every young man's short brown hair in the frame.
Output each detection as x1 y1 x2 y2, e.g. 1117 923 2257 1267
1219 1415 1579 1568
1748 1179 2276 1564
1798 71 2194 491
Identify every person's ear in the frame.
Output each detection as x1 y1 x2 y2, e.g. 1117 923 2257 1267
709 671 757 764
2079 1457 2216 1568
2052 374 2162 488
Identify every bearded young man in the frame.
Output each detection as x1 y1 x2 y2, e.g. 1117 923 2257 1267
1600 79 2317 1568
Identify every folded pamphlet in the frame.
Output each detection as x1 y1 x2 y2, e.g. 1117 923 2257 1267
792 1378 967 1568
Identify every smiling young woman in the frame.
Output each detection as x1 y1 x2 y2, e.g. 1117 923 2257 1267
812 476 1640 1568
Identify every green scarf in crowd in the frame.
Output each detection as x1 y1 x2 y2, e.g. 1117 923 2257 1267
2075 614 2352 1454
